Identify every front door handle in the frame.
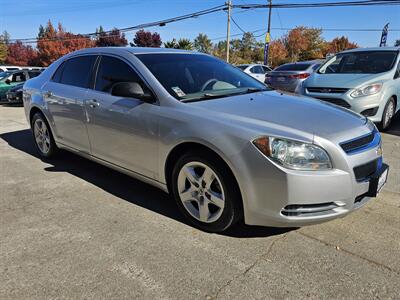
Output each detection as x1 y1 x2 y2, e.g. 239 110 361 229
43 91 53 98
88 99 100 108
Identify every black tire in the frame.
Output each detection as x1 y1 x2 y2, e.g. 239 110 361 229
170 150 243 233
31 112 58 158
378 97 396 131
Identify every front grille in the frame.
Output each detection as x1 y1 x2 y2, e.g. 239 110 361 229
281 202 340 217
316 97 351 108
353 159 378 182
340 131 375 154
307 87 349 94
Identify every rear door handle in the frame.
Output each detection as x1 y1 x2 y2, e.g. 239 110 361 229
88 99 100 108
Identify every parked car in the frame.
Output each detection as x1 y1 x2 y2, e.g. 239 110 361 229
237 64 272 82
0 70 42 103
0 65 23 72
265 60 322 92
24 47 388 232
300 47 400 130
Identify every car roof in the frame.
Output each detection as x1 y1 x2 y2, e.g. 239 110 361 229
340 47 400 54
70 47 198 56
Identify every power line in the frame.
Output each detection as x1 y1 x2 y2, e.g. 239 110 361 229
6 0 400 44
8 4 227 44
234 0 400 9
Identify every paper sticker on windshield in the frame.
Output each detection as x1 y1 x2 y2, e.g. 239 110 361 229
172 86 186 97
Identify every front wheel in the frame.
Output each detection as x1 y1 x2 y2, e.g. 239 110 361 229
171 151 242 232
378 97 396 131
31 112 58 158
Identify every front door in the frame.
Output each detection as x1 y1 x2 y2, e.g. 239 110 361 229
85 55 159 179
43 55 97 153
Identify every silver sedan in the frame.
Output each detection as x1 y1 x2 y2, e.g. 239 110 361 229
23 47 388 232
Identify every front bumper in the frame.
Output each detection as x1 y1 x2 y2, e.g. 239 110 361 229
233 134 386 227
5 92 23 103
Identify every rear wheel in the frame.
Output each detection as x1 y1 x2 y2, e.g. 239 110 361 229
171 151 242 232
31 112 58 158
378 97 395 131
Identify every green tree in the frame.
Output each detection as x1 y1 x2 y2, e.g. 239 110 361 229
0 33 8 63
164 39 178 48
194 33 212 53
176 38 193 50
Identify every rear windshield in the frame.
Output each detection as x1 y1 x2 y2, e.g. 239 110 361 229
319 51 398 74
275 63 311 71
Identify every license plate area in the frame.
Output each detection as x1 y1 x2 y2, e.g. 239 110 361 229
366 163 389 197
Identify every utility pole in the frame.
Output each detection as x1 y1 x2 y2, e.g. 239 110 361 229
226 0 231 63
264 0 272 65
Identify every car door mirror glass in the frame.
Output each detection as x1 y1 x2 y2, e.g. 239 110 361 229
5 79 11 85
111 82 154 102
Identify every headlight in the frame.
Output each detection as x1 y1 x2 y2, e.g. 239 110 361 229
252 136 332 170
350 83 382 98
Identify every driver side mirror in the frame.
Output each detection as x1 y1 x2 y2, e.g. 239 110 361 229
5 79 11 85
111 82 155 103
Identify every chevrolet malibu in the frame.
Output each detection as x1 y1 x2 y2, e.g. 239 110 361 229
301 47 400 130
23 47 389 232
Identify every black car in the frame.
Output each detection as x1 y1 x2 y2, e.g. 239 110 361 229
5 82 24 104
3 70 42 104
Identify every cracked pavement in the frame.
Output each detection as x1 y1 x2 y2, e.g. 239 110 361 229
0 105 399 299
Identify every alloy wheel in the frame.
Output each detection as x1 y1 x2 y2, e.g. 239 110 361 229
177 161 225 223
33 118 51 154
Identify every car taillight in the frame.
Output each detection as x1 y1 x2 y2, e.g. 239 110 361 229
288 73 310 79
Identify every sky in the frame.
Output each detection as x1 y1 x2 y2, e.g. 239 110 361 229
0 0 399 47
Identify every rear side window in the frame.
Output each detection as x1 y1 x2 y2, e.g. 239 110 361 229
250 66 264 74
95 56 143 93
58 56 96 88
275 63 311 71
262 66 271 72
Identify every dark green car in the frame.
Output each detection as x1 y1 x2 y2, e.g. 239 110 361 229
0 70 41 103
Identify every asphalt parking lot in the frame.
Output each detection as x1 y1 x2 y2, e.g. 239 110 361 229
0 105 399 299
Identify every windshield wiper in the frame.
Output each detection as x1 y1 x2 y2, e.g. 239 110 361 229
181 93 231 103
181 87 269 103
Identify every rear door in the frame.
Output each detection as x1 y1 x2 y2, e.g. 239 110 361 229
43 55 97 153
85 55 159 179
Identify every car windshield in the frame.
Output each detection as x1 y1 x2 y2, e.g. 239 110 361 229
275 64 311 71
318 51 398 74
136 53 269 102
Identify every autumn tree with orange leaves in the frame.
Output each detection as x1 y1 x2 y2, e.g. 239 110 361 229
5 41 39 66
268 39 288 67
328 36 358 54
37 21 94 66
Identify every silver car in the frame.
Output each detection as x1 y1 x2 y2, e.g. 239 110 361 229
265 61 322 92
301 47 400 130
23 47 388 232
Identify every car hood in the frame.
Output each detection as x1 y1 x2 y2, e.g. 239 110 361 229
189 91 371 143
304 72 390 89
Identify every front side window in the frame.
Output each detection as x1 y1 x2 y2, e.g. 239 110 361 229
59 56 96 88
95 56 145 93
136 53 268 101
319 51 398 74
